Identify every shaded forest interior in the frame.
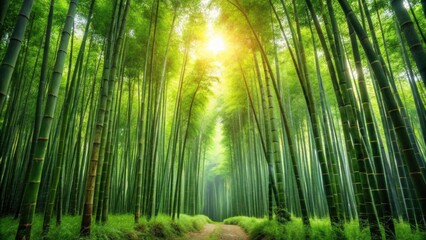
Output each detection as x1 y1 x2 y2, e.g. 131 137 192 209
0 0 426 239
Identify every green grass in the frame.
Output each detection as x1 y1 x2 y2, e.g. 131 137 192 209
223 216 426 240
3 214 425 239
0 214 211 240
206 224 221 240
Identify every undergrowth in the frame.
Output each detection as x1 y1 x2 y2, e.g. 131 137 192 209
223 216 426 240
207 224 221 240
0 214 211 240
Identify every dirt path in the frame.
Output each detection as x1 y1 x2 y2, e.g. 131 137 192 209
217 224 249 240
183 223 249 240
184 223 216 240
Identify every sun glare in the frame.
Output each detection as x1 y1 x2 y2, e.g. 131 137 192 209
207 35 226 55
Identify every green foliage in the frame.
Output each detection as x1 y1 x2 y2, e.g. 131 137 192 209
1 0 426 238
310 218 333 239
146 214 210 238
0 216 29 240
394 221 426 240
223 216 426 240
274 207 291 224
343 221 372 240
223 216 264 230
0 214 211 240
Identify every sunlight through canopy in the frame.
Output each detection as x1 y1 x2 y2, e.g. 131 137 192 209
206 35 226 55
2 0 426 239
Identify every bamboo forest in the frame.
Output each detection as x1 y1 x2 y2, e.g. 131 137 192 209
1 0 426 239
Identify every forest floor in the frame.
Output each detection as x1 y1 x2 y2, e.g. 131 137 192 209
183 223 249 240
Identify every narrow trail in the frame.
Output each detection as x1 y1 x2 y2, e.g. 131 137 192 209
183 223 249 240
217 224 249 240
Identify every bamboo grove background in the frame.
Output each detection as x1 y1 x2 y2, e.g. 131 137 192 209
0 0 425 239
